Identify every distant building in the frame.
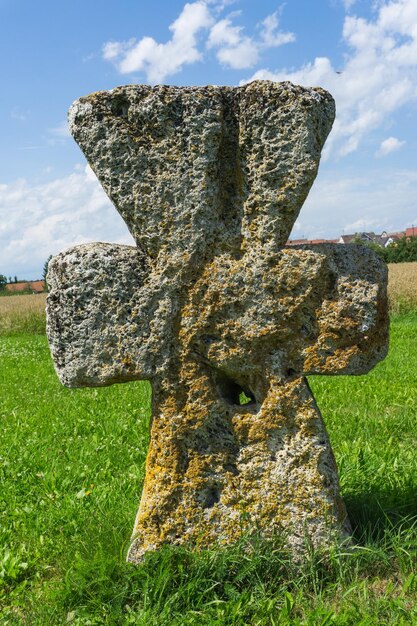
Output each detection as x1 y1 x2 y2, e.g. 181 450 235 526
287 227 411 249
5 280 44 294
286 238 339 246
380 231 405 247
339 231 406 248
286 238 309 246
339 232 375 245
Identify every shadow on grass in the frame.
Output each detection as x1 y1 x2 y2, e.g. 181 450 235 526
346 486 417 544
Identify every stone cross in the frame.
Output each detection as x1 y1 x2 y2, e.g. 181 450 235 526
46 82 388 562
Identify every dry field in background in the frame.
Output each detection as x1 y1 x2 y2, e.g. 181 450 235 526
0 293 47 315
0 261 415 333
388 261 417 313
0 293 47 334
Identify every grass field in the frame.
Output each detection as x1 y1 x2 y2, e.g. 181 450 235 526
0 263 416 624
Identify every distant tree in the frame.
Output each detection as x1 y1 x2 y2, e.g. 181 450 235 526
8 276 11 283
385 236 417 263
0 275 7 291
14 276 17 283
43 255 53 291
352 234 417 263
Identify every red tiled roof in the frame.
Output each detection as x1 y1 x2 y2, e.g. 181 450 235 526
286 239 308 245
5 280 44 293
30 280 45 293
6 282 30 292
287 238 343 246
387 231 405 238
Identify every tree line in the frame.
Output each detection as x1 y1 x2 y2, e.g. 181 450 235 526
355 235 417 263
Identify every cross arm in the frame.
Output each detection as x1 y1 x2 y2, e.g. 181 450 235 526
46 243 155 388
299 243 388 376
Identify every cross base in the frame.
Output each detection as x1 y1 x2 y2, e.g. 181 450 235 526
128 369 351 562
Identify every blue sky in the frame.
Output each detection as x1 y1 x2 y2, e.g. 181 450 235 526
1 0 417 279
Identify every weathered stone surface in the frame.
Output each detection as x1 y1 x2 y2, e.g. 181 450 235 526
47 243 151 386
46 81 389 562
68 82 335 259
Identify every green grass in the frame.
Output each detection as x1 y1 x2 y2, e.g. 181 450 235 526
0 314 416 624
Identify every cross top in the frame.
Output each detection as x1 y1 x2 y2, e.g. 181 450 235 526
68 82 334 259
47 82 388 561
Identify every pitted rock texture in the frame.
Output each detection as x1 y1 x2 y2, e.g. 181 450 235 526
46 81 389 562
47 244 152 386
68 81 335 260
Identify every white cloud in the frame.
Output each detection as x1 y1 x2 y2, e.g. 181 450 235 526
216 40 259 69
207 10 294 69
0 166 134 279
102 40 135 61
208 19 259 68
103 2 295 77
84 164 99 182
259 12 295 47
103 2 213 83
207 17 242 47
244 0 417 158
377 136 405 156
